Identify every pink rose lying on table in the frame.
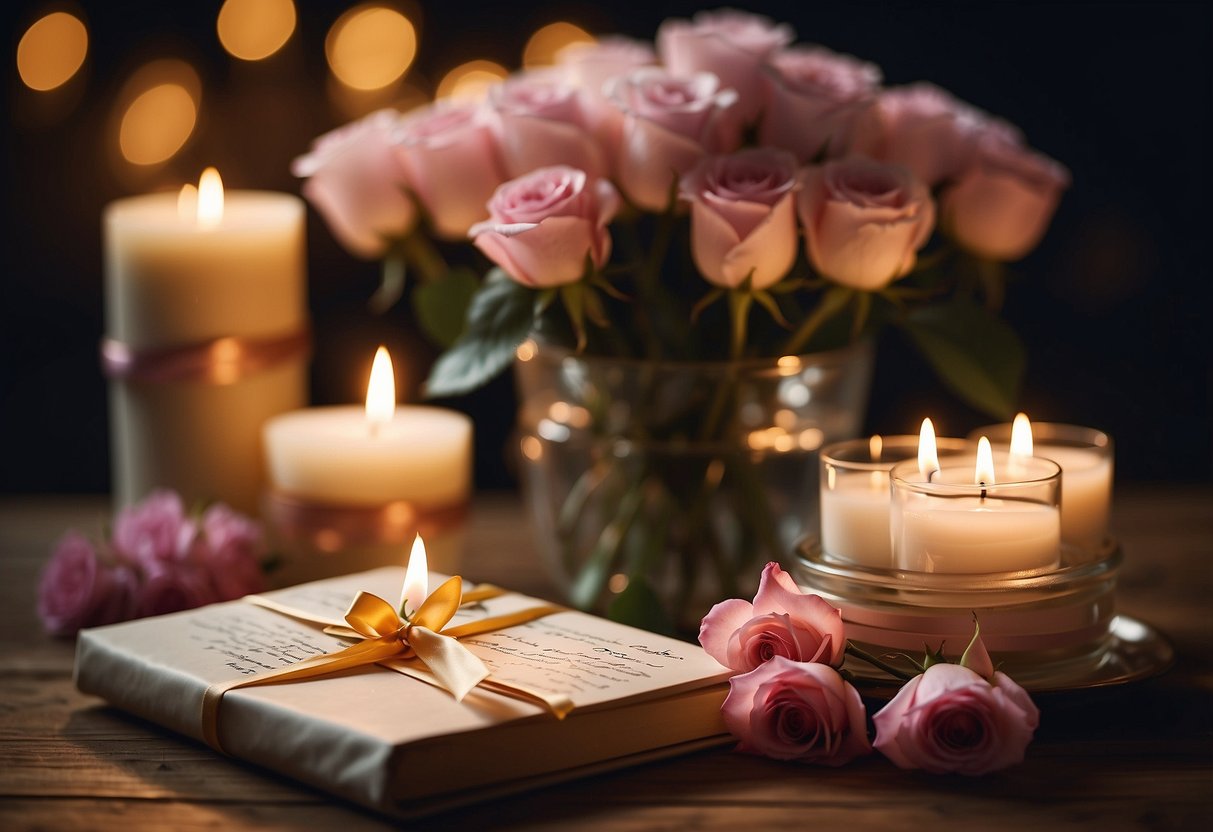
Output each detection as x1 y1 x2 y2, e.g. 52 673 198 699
722 655 871 765
873 661 1040 775
470 166 620 288
942 133 1071 261
38 532 136 636
680 148 800 291
699 562 845 672
291 109 416 258
798 157 935 291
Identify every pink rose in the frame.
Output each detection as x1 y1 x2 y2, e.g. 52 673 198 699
487 75 607 180
873 663 1040 775
199 503 265 601
798 158 936 290
469 166 620 288
38 532 135 636
558 38 658 172
658 9 794 123
680 149 800 290
760 46 882 162
393 101 508 240
700 562 845 672
941 134 1070 261
136 561 217 618
112 489 194 568
606 68 740 211
853 83 1021 187
722 656 871 765
291 109 417 258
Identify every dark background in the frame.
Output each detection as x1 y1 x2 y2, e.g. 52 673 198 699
3 0 1211 494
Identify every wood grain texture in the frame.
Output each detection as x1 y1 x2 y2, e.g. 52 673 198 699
1 487 1210 830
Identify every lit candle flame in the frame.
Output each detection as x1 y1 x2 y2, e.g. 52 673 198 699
1010 412 1034 458
401 534 429 616
918 419 939 479
976 436 996 486
177 183 197 221
197 167 224 228
869 435 882 462
365 346 396 434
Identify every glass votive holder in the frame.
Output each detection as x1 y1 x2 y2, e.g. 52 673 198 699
819 435 968 568
890 453 1062 575
972 422 1114 559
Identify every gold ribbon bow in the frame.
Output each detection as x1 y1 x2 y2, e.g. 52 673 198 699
201 577 570 753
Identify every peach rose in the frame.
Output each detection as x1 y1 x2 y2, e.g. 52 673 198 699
760 46 882 162
487 75 607 180
606 68 740 211
680 148 801 291
291 109 417 258
658 9 793 123
469 166 619 288
873 663 1040 775
798 158 935 290
699 562 845 671
942 134 1070 261
722 656 871 765
393 101 507 240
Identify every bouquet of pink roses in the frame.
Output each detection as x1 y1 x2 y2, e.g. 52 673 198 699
294 7 1068 417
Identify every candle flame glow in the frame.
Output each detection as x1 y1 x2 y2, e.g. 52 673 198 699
401 534 429 615
976 436 996 485
918 419 939 478
197 167 224 228
177 183 198 221
365 346 396 430
869 434 882 462
1010 412 1034 458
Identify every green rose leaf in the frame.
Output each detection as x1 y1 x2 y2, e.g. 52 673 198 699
901 301 1025 419
423 269 537 398
412 267 480 348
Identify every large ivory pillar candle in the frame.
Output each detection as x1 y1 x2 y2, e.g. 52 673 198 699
263 348 473 584
104 169 307 514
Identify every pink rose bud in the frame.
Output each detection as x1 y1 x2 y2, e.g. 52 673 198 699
112 489 193 567
873 663 1040 775
292 109 417 258
199 503 266 601
606 68 740 211
700 562 846 672
392 101 508 240
680 148 800 290
760 46 882 162
136 561 218 619
38 532 136 636
942 134 1070 261
852 83 1021 187
658 9 794 123
798 158 936 290
722 656 871 765
469 166 620 288
487 75 608 180
558 37 658 172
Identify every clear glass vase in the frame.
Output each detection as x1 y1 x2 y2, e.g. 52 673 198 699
514 339 875 635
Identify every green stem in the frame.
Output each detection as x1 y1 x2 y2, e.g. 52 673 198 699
400 232 449 283
845 641 918 681
783 288 852 354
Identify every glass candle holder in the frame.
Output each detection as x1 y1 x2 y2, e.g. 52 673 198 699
819 435 967 568
890 453 1062 575
973 422 1114 558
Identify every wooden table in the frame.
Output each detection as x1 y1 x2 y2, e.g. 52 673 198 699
2 487 1210 831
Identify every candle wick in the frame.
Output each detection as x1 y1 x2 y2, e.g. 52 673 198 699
980 481 987 502
927 469 939 483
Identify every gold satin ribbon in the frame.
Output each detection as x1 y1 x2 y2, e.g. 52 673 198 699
201 577 571 754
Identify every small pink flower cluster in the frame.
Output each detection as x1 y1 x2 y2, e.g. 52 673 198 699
700 563 1040 774
37 490 265 637
295 8 1067 288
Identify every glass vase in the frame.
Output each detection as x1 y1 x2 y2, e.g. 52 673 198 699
513 339 874 635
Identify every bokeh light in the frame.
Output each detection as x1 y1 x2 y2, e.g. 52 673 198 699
16 11 89 91
217 0 297 61
115 60 201 166
326 5 417 91
435 59 508 102
522 21 594 68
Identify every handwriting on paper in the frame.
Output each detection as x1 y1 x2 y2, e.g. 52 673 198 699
189 610 345 676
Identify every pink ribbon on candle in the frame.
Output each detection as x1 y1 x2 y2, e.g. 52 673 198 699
100 329 311 385
264 490 469 553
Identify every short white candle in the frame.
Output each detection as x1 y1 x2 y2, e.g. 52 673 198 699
104 168 307 513
821 473 892 568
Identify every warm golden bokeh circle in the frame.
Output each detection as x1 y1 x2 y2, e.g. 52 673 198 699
326 5 417 90
17 11 89 91
216 0 297 61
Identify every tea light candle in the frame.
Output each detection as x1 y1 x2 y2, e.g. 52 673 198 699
891 436 1062 574
264 348 472 509
104 168 308 513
